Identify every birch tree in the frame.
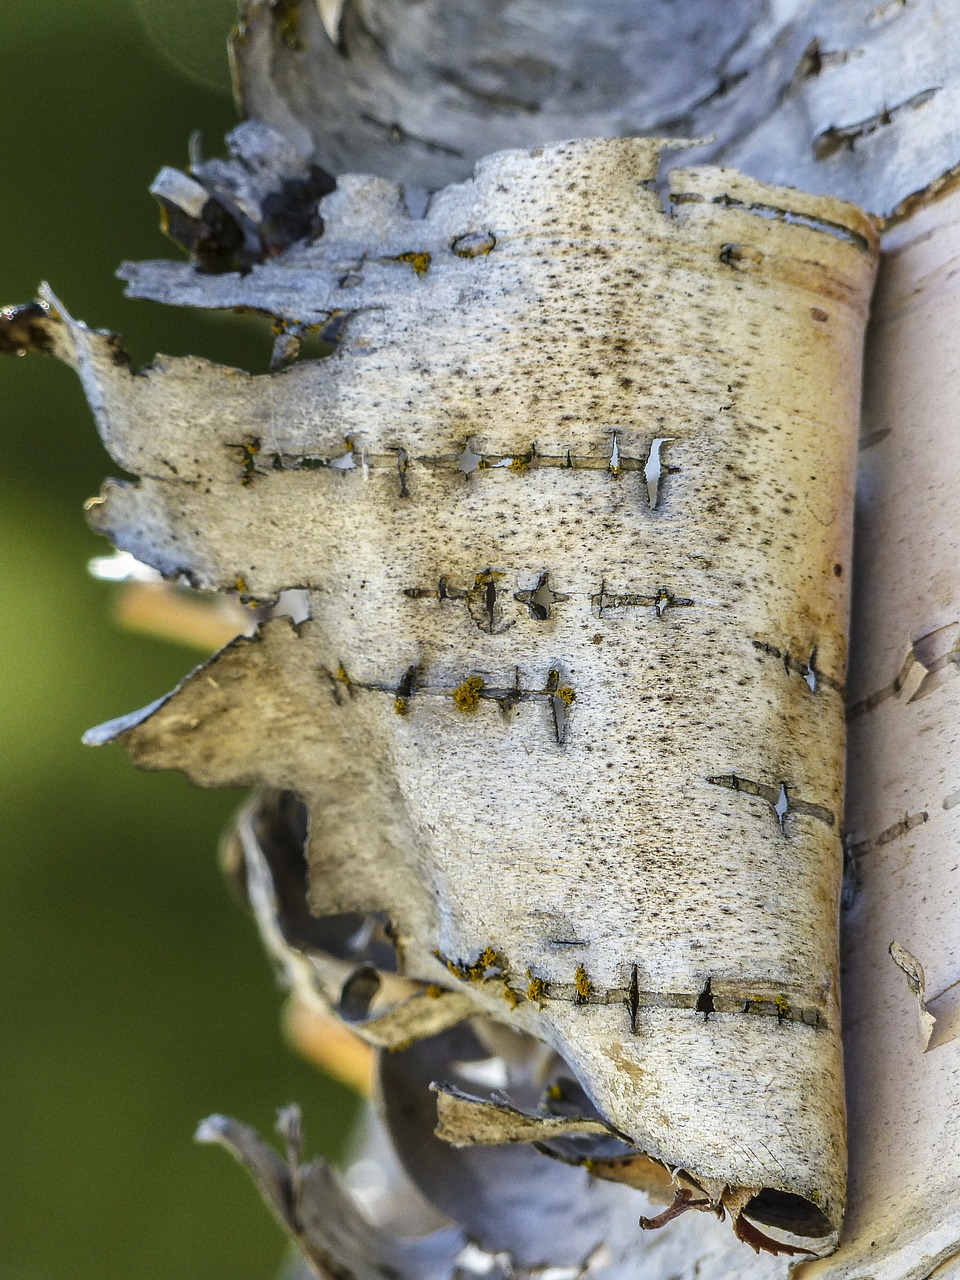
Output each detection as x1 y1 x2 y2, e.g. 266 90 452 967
3 2 960 1277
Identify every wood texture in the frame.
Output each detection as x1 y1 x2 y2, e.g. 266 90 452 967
6 137 878 1260
229 0 960 221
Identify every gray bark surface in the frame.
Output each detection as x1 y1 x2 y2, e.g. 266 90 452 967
231 0 960 220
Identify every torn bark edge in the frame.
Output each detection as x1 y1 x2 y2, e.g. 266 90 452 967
889 941 936 1050
431 1085 834 1257
432 1082 615 1149
81 663 476 1056
195 1107 467 1280
225 790 477 1051
151 120 336 273
0 288 113 366
3 135 881 384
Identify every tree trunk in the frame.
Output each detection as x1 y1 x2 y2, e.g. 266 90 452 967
3 3 959 1277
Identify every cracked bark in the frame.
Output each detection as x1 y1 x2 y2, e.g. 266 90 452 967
3 2 960 1277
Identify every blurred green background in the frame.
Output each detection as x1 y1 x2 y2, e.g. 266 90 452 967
0 4 358 1278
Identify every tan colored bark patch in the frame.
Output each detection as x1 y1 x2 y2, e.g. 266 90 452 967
4 137 878 1264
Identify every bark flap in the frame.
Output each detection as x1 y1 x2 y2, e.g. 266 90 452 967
2 132 880 1274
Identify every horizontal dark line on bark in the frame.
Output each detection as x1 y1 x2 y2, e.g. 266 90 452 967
705 773 836 828
434 950 827 1028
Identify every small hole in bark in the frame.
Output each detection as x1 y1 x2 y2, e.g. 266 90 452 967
628 965 640 1032
546 670 575 744
396 447 410 497
796 38 824 79
328 441 356 470
804 648 818 692
775 784 789 831
653 589 692 618
643 437 673 508
466 571 513 635
451 230 496 258
608 434 621 477
484 576 497 629
515 572 559 621
457 440 484 474
696 977 715 1019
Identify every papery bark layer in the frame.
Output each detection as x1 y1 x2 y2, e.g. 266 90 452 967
7 137 879 1253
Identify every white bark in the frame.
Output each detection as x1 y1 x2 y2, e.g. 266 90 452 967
9 136 877 1269
232 0 960 220
3 1 960 1276
797 187 960 1280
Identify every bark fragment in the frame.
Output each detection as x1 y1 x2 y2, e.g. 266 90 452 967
1 138 879 1259
194 1107 469 1279
151 120 334 272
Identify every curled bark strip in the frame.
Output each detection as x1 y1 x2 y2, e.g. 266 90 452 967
639 1188 711 1232
195 1109 469 1279
432 1082 615 1148
731 1211 816 1259
378 1025 644 1270
221 789 477 1051
6 137 876 1258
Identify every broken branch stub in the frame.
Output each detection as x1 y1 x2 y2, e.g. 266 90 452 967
7 137 877 1255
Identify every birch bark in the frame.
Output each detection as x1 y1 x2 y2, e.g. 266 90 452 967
3 2 960 1277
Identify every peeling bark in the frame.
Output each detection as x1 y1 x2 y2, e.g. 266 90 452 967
3 137 877 1267
4 2 960 1276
